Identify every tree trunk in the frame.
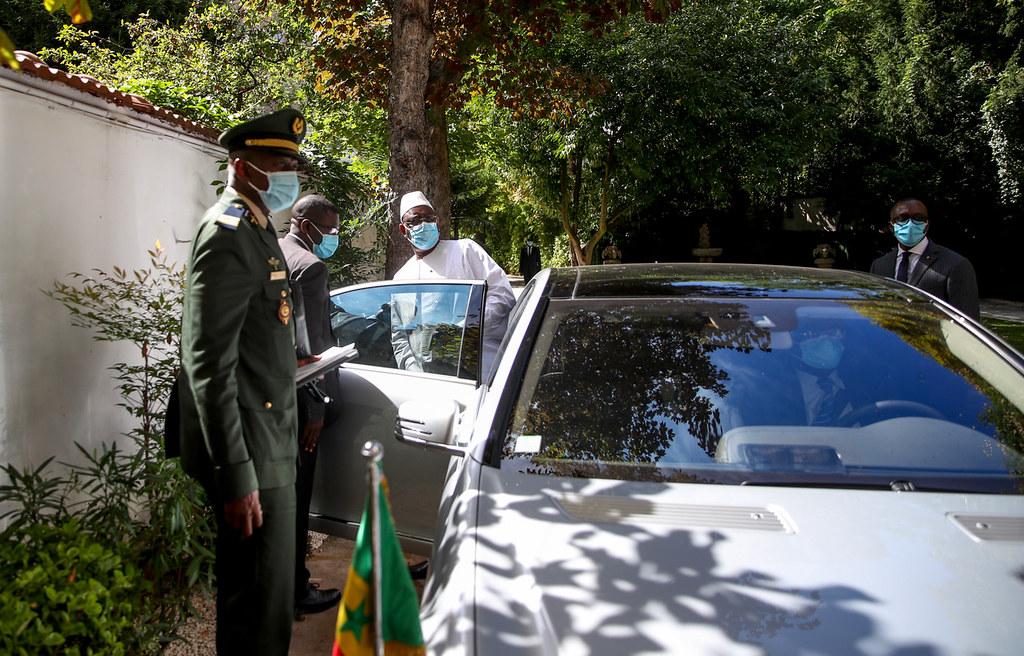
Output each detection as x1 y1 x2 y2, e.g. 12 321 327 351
582 157 612 264
426 106 452 239
559 152 616 266
386 0 435 277
559 157 584 266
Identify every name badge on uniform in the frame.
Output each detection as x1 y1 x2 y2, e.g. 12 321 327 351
270 270 287 281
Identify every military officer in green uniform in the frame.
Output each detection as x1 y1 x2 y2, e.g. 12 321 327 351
178 107 306 655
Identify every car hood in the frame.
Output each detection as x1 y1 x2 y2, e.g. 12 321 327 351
433 467 1024 656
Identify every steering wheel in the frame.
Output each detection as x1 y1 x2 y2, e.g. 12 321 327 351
838 399 945 427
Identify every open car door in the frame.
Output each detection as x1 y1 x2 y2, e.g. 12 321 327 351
310 279 486 554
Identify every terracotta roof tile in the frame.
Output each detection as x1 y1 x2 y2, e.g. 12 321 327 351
12 50 220 143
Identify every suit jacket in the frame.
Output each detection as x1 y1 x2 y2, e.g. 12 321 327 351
279 234 333 355
279 233 340 426
870 240 980 320
519 243 542 283
178 188 298 499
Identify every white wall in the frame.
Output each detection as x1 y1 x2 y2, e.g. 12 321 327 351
0 71 222 469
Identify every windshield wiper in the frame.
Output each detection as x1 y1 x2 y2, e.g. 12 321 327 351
739 474 1022 495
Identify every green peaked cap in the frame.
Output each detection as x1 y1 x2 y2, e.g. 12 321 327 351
218 107 306 157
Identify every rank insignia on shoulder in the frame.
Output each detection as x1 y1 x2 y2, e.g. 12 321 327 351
215 215 240 230
215 205 247 231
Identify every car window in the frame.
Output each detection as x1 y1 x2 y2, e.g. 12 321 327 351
501 298 1024 493
330 282 482 381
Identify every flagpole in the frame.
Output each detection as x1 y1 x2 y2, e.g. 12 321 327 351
361 440 385 656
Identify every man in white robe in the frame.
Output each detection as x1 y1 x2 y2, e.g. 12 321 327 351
391 191 516 378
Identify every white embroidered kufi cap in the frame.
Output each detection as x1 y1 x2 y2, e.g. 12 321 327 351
399 191 434 218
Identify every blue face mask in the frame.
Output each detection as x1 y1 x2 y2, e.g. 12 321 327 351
406 221 440 251
308 223 339 259
799 335 844 370
246 161 300 213
893 219 927 248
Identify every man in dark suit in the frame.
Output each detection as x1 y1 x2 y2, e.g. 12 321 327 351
519 235 542 283
178 108 305 655
278 194 342 616
870 198 980 320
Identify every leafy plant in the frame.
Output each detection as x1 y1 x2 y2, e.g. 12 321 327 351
0 519 139 656
0 245 215 652
0 458 69 533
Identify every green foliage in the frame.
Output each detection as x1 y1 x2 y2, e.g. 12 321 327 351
40 0 387 277
325 191 395 287
453 1 839 264
983 318 1024 355
816 0 1022 217
1 0 195 56
0 248 216 651
39 2 305 120
447 0 1023 274
983 56 1024 204
0 520 140 656
116 77 235 129
0 458 69 533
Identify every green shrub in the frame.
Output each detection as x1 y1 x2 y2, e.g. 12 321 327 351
0 247 217 652
0 520 142 656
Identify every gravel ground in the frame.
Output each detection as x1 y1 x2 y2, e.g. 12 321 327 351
165 532 331 655
164 592 215 656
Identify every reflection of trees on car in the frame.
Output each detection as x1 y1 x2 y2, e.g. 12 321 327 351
982 398 1024 482
852 299 1024 475
506 302 771 472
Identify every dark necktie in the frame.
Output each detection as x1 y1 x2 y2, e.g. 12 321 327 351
896 250 910 282
812 377 841 426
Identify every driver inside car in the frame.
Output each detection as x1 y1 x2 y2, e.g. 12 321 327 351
718 313 861 432
791 323 854 426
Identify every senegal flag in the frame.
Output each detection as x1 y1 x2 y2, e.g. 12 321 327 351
332 469 425 656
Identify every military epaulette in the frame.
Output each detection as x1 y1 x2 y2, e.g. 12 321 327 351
215 205 248 231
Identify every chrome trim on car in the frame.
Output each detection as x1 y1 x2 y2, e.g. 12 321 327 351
394 421 466 457
949 514 1024 542
553 493 794 533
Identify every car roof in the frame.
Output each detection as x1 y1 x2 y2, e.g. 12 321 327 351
543 263 915 301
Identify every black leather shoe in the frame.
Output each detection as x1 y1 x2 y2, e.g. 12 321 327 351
408 560 429 580
295 584 341 615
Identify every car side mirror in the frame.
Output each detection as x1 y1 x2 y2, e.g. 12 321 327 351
394 399 466 457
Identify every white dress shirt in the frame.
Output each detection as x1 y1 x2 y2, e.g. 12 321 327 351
895 237 930 279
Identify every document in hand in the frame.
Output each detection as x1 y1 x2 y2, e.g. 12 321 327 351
295 344 359 387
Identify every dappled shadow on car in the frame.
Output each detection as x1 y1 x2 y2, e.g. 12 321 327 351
426 478 943 655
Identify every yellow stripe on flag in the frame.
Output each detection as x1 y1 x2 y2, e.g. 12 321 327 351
333 570 374 656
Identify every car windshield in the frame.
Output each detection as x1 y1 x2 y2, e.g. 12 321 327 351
501 298 1024 493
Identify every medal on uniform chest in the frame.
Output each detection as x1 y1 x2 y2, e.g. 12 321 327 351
278 297 291 325
268 257 290 325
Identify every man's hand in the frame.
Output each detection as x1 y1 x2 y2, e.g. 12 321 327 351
297 354 322 367
301 419 324 453
224 490 263 538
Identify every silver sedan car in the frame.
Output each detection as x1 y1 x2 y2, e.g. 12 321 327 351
313 264 1024 655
